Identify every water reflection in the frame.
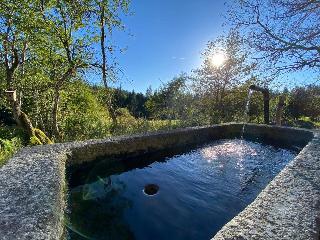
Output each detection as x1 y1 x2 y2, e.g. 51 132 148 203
67 176 134 240
68 139 295 240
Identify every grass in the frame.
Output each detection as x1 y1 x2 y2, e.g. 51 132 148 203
0 125 25 167
0 137 22 167
1 113 318 167
113 117 183 136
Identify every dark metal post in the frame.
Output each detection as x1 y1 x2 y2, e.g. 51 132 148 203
249 85 270 125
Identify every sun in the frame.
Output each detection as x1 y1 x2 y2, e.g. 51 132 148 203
209 52 226 67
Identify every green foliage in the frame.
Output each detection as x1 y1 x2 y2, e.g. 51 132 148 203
0 137 22 166
0 1 319 170
190 30 259 125
96 87 149 118
0 126 23 166
0 126 26 141
34 128 53 144
112 108 182 136
0 0 130 143
285 116 320 129
286 85 320 121
297 117 317 129
113 89 149 118
59 81 112 141
29 136 43 146
145 75 191 120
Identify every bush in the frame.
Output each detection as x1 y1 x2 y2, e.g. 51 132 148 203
59 82 112 141
295 116 319 129
0 137 22 166
112 108 183 135
283 116 320 129
0 125 27 142
0 125 26 166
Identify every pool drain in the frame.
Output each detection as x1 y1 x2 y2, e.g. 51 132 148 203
143 184 159 196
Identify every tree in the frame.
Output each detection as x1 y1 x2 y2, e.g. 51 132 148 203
0 0 52 144
192 30 256 123
59 81 111 141
286 85 320 121
39 0 95 140
229 0 320 72
0 0 130 143
94 0 130 125
145 75 190 120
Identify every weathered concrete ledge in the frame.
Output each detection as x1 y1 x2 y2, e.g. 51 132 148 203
0 123 318 239
213 128 320 240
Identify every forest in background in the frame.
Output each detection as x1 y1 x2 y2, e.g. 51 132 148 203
0 0 319 165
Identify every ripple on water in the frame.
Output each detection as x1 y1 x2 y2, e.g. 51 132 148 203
67 139 296 240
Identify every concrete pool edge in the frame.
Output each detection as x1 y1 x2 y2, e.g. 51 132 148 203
0 123 318 239
212 128 320 240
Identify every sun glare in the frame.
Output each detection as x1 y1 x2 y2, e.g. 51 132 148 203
210 52 226 67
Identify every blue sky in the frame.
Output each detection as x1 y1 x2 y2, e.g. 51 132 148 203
89 0 318 93
106 0 227 93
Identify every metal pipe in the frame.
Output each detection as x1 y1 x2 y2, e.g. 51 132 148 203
249 85 270 125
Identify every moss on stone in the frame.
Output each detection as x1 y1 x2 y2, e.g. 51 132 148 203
29 136 43 145
29 129 53 145
34 128 53 144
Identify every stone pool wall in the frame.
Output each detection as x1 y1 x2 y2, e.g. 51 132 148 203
0 123 318 239
213 128 320 240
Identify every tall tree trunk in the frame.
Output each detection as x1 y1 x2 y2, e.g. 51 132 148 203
52 86 61 140
50 67 76 141
100 2 117 126
6 89 52 145
6 90 34 137
100 3 107 89
106 89 118 125
3 33 51 144
6 70 14 89
4 38 34 137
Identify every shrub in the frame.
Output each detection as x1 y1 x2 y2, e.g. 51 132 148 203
0 137 22 166
0 125 27 166
112 108 183 136
295 116 317 129
59 82 112 141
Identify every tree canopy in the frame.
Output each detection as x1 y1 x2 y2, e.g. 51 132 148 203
229 0 320 73
0 1 319 167
0 0 129 142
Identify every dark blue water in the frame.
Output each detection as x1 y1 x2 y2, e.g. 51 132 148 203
67 139 296 240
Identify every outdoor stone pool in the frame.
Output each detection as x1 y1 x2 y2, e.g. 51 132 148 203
67 139 296 239
0 123 319 240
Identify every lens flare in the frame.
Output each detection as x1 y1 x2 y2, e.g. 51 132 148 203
209 52 226 67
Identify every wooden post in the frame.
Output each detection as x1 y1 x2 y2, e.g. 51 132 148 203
275 95 285 126
5 90 17 103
